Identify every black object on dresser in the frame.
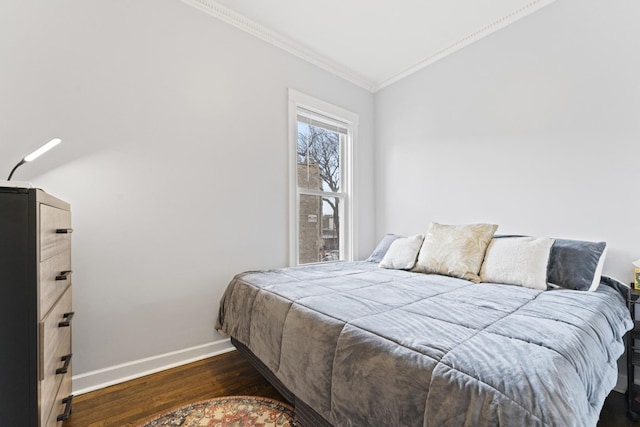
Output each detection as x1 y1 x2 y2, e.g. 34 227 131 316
0 188 74 426
627 287 640 421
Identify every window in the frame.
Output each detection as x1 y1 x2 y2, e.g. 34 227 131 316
289 90 358 265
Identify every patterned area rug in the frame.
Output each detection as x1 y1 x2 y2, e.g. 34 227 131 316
138 396 297 427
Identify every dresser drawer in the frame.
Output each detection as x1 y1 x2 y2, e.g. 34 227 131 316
44 372 72 427
40 204 71 262
0 189 72 427
39 251 72 319
39 287 72 427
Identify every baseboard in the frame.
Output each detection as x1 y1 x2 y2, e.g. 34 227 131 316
72 338 235 395
72 345 629 397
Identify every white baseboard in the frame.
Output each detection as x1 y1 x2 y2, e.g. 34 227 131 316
71 345 630 397
72 338 235 396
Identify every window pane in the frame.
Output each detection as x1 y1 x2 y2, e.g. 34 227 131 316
321 197 340 261
297 121 341 192
298 195 341 264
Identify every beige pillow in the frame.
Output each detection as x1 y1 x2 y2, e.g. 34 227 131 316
379 234 424 270
413 222 498 283
479 237 555 290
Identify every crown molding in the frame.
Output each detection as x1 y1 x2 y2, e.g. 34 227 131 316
374 0 557 91
180 0 376 92
181 0 556 93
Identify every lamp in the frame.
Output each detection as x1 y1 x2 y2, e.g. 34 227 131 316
7 138 62 181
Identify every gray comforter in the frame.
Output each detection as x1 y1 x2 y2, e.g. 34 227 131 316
216 261 632 426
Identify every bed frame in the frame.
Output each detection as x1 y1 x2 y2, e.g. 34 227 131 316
232 338 332 427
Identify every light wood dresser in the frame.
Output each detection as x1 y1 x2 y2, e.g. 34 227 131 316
0 187 74 426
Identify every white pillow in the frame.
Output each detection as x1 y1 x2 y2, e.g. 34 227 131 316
479 237 555 290
379 234 424 270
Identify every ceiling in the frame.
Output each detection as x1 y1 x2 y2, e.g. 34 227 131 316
181 0 556 92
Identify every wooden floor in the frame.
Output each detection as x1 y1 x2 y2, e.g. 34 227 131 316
599 391 639 427
64 350 284 427
65 349 634 426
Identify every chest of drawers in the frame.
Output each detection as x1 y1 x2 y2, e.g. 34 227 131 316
0 188 73 426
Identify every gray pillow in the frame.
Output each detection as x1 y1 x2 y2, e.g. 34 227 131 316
547 239 607 291
366 234 403 263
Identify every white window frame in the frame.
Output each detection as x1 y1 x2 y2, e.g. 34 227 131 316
288 89 358 266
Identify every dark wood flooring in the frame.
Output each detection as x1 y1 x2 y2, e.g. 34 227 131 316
599 390 639 427
65 349 634 426
64 350 284 427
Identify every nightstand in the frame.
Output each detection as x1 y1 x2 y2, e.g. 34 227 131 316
627 286 640 421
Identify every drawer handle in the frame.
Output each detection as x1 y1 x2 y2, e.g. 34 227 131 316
56 353 73 375
55 228 73 234
58 312 75 327
55 270 72 281
57 395 74 422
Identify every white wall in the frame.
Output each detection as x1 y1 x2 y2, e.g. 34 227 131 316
0 0 375 390
375 0 640 283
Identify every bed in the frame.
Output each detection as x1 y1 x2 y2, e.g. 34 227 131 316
216 227 633 427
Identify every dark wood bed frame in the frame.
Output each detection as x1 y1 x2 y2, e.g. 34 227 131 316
232 338 333 427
